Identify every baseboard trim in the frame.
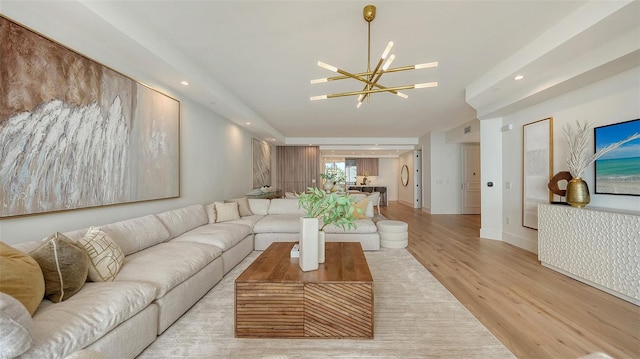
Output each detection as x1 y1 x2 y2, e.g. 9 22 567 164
480 228 502 240
502 231 538 253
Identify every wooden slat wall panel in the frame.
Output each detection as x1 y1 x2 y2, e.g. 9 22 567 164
304 283 374 338
276 146 320 193
356 158 379 176
235 283 305 338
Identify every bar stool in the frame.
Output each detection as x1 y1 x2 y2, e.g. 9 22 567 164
375 187 387 206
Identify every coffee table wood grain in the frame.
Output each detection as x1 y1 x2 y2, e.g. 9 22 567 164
235 241 374 338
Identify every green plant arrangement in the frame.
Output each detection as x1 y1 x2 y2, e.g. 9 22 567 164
296 187 358 231
320 168 346 184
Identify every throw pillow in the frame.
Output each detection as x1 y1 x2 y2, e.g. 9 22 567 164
29 233 89 303
78 227 125 282
0 292 34 358
214 201 240 223
225 196 253 217
353 198 370 220
0 242 45 315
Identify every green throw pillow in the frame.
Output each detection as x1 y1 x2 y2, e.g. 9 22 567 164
29 233 89 303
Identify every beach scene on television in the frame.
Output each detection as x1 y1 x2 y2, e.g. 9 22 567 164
594 119 640 196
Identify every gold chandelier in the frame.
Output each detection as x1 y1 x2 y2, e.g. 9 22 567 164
310 4 438 108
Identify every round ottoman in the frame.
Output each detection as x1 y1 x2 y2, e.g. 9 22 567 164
377 220 408 248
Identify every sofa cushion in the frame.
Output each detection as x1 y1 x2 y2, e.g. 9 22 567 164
0 242 45 315
98 215 170 255
225 196 253 216
253 214 302 233
248 198 271 215
323 218 378 234
21 281 156 359
30 233 89 303
267 198 305 215
228 214 265 228
0 292 34 358
114 242 222 298
173 222 252 251
155 204 208 239
214 201 240 223
78 228 125 282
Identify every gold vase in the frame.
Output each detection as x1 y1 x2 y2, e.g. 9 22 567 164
566 177 590 208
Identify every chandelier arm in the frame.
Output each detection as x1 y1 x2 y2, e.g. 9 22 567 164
322 63 438 82
326 84 420 99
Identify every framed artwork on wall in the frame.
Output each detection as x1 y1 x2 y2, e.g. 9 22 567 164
0 16 180 217
522 117 553 230
594 119 640 196
252 138 271 188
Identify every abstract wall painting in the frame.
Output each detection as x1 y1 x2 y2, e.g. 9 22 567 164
252 139 271 189
0 16 180 217
522 117 553 230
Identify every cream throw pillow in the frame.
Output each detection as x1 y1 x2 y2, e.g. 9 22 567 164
215 201 240 222
29 233 89 303
78 227 125 282
225 196 253 217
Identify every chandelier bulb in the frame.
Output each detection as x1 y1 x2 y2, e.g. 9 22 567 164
414 62 438 70
310 95 328 101
382 54 395 71
357 101 363 108
381 41 394 59
318 61 338 73
396 92 408 99
414 82 438 89
310 78 328 84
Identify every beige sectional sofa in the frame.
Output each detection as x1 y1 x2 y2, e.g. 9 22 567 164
2 197 379 358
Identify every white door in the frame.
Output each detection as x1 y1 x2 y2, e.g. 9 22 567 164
462 144 481 214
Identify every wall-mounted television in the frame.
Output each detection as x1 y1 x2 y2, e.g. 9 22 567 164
594 119 640 196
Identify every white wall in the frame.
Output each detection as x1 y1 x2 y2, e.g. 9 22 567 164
500 66 640 252
480 119 504 241
376 158 399 202
428 132 463 214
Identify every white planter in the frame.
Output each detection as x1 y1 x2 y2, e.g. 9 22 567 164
299 217 319 271
318 230 326 264
324 182 334 192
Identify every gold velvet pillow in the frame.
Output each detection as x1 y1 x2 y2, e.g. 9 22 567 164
29 233 89 303
0 242 45 315
353 198 369 220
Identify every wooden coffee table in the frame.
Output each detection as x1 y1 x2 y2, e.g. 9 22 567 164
235 241 374 338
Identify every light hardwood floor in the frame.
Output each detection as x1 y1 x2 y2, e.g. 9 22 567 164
380 201 639 359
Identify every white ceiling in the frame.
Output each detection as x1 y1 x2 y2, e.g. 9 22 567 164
2 1 638 157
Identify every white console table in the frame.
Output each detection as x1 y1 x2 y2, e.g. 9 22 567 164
538 204 639 305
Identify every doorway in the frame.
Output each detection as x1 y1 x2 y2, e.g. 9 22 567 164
462 144 481 214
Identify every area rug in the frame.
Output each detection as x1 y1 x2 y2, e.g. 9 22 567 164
138 249 515 359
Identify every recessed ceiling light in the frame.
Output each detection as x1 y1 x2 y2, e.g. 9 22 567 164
245 122 251 125
514 75 524 81
180 81 190 86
